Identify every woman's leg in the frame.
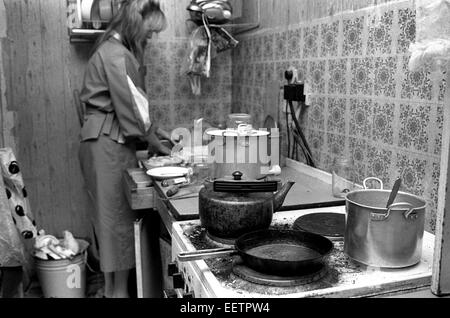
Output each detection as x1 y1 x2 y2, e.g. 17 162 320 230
112 270 130 298
104 272 114 298
0 267 23 298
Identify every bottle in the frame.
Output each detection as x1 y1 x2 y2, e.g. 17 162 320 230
331 156 355 198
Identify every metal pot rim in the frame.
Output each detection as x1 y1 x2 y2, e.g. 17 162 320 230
345 189 427 212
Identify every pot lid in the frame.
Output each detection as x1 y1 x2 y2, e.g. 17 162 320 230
206 129 270 137
213 171 278 193
293 213 345 240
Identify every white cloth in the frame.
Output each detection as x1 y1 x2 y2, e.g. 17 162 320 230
409 0 450 72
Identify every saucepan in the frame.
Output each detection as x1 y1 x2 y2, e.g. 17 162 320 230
344 177 427 268
178 229 333 276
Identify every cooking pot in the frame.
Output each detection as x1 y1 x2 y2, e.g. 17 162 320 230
199 171 295 240
206 128 280 180
344 177 426 268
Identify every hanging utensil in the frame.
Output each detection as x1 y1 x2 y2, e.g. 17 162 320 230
386 178 402 208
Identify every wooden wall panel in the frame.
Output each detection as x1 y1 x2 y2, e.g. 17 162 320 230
1 0 93 240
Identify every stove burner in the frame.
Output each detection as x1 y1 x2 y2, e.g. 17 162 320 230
206 232 236 246
293 212 345 241
232 258 328 287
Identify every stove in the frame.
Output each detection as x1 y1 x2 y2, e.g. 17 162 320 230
171 206 435 298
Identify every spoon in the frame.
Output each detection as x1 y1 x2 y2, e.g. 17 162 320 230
386 178 402 208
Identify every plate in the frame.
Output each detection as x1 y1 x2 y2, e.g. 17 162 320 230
146 167 190 180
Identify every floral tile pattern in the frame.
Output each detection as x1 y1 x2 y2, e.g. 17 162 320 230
396 154 426 196
320 21 339 57
435 105 443 155
253 36 263 62
174 77 194 99
439 78 447 102
147 78 171 100
401 56 432 100
374 56 397 98
327 98 347 133
145 42 168 65
349 137 368 184
349 98 372 138
343 16 364 56
307 97 325 131
169 41 189 65
230 1 443 232
309 60 326 94
327 133 346 157
243 63 255 85
149 103 172 127
372 101 394 145
252 86 264 106
429 161 441 231
397 8 416 54
350 58 374 96
291 60 308 83
174 102 199 125
288 28 302 59
303 25 319 58
367 145 393 186
276 61 291 83
264 62 276 83
398 103 430 153
328 59 348 95
254 63 265 86
275 31 288 60
263 34 275 61
367 10 393 55
243 39 253 61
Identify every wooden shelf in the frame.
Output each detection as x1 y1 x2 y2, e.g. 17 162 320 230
69 28 105 43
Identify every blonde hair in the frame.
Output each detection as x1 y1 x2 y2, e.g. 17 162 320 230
94 0 167 60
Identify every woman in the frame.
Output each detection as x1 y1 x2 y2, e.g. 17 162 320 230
79 0 170 298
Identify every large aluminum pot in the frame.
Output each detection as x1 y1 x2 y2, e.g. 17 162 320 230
344 177 426 268
206 129 279 180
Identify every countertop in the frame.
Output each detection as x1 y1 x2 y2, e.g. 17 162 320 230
152 159 346 221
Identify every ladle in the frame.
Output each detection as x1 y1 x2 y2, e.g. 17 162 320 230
386 178 402 208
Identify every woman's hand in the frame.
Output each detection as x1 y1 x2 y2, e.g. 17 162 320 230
156 127 180 146
146 130 171 156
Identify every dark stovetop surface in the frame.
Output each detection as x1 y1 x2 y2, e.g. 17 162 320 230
181 223 365 296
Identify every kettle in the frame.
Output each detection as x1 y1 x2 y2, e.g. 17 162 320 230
198 171 295 240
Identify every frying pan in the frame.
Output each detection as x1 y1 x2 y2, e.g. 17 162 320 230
178 229 333 276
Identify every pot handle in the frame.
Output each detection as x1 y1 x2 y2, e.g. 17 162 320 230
363 177 384 190
178 247 237 262
370 202 414 221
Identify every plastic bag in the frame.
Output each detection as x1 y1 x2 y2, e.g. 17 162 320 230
409 0 450 72
187 14 212 96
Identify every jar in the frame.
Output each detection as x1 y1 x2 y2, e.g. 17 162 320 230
331 156 356 198
227 113 252 129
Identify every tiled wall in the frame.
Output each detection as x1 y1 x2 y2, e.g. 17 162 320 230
144 41 232 131
232 1 447 232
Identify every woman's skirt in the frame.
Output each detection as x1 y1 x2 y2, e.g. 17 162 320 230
79 136 138 273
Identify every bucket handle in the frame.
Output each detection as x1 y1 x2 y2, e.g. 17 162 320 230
363 177 384 190
370 202 415 221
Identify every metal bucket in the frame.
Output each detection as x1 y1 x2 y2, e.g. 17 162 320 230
344 177 426 268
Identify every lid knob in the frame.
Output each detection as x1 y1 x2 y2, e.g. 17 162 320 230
232 171 243 181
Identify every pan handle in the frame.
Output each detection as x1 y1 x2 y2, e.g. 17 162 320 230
370 202 414 221
177 247 237 262
363 177 384 190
